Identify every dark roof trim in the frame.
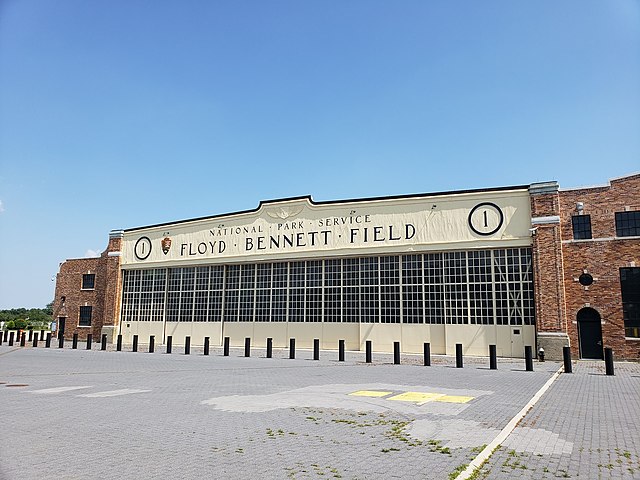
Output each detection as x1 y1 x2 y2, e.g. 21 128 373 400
125 184 530 232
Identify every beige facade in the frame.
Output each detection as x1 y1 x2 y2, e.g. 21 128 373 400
122 189 533 267
116 187 536 358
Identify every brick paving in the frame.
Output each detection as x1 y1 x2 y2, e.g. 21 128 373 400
0 343 637 479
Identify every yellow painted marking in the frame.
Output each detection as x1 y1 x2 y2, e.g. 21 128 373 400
433 395 474 404
387 392 444 403
348 390 393 398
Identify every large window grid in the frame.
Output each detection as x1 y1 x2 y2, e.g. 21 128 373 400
120 248 535 326
271 262 288 322
255 263 272 322
324 259 342 322
306 260 323 322
380 256 400 323
239 264 256 322
444 252 468 324
121 269 167 322
425 253 444 324
402 255 424 324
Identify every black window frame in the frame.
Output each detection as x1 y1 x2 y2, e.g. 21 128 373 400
621 267 640 338
79 306 92 327
615 211 640 237
82 273 96 290
571 215 592 240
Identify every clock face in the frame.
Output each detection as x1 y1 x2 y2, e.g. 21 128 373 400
468 202 504 236
134 236 152 260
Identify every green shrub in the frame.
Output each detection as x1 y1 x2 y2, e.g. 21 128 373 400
14 319 27 330
4 320 15 330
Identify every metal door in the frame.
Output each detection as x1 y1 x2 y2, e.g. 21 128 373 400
577 308 603 359
510 327 524 358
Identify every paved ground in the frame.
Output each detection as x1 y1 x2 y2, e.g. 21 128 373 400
0 342 637 479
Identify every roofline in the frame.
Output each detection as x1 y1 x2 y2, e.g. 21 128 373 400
124 183 531 232
559 171 640 192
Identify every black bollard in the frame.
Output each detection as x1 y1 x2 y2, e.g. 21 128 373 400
3 330 7 342
149 335 155 353
266 338 272 358
223 336 229 356
86 334 92 350
313 338 320 360
20 332 26 347
289 338 296 359
339 339 345 362
45 332 51 348
244 337 250 357
562 346 572 373
28 330 33 342
366 340 372 363
0 332 3 346
525 346 534 371
117 334 122 352
9 331 14 346
58 332 64 349
424 342 431 367
101 334 107 351
489 344 497 370
393 341 400 365
203 337 209 356
455 343 463 368
185 336 190 355
72 333 78 349
40 329 45 340
32 332 39 348
132 335 138 352
166 336 173 354
604 347 614 376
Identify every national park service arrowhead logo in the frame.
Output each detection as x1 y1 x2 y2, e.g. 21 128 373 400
161 237 172 255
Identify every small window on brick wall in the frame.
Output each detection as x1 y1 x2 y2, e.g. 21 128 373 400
79 306 92 326
82 274 95 290
615 211 640 237
571 215 592 240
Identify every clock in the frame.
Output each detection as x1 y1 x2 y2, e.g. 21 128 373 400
134 236 152 260
468 202 504 236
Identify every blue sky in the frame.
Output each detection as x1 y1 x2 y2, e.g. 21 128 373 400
0 1 638 309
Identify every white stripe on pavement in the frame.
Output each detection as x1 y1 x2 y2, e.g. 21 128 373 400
456 366 564 480
78 389 151 398
29 386 92 394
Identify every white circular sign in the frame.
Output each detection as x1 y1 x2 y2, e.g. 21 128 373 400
134 236 152 260
468 203 504 236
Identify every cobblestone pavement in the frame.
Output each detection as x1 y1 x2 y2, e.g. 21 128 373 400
0 342 637 479
471 361 640 480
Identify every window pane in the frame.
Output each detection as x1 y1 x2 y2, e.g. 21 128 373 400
571 215 592 240
615 211 640 237
621 267 640 338
82 274 95 290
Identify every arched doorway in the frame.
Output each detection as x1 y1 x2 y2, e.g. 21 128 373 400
577 308 603 359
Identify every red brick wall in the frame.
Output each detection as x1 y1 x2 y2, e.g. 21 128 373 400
52 233 123 341
52 257 103 341
530 189 567 333
558 174 640 359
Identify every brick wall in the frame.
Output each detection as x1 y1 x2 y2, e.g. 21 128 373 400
52 231 123 342
558 174 640 360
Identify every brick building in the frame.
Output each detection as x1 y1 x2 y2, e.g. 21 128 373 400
52 173 640 360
